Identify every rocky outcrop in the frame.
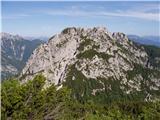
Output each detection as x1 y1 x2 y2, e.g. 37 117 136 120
20 27 160 101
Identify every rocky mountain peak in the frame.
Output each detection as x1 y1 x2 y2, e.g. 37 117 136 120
20 27 160 101
59 27 112 37
112 32 128 41
1 32 24 41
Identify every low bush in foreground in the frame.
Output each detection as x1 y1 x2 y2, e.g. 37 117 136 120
1 75 160 120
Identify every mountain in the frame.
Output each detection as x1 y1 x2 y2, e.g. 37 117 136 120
23 36 49 41
1 32 45 80
128 35 160 47
20 27 160 103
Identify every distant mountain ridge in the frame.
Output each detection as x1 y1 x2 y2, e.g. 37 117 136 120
1 32 45 80
128 35 160 47
23 36 49 41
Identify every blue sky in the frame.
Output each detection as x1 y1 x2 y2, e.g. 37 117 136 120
2 1 160 37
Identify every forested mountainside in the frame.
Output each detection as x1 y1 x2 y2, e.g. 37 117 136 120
1 32 44 80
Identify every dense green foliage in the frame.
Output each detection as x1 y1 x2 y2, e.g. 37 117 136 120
1 75 71 120
2 75 159 119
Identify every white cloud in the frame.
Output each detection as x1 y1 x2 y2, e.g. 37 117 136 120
101 11 160 21
41 2 160 21
2 3 160 22
2 14 30 19
44 9 160 22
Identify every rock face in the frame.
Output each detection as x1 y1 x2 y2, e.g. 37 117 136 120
1 32 44 79
20 27 160 102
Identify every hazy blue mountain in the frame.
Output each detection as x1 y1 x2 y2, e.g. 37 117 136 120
23 36 49 41
128 35 160 47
